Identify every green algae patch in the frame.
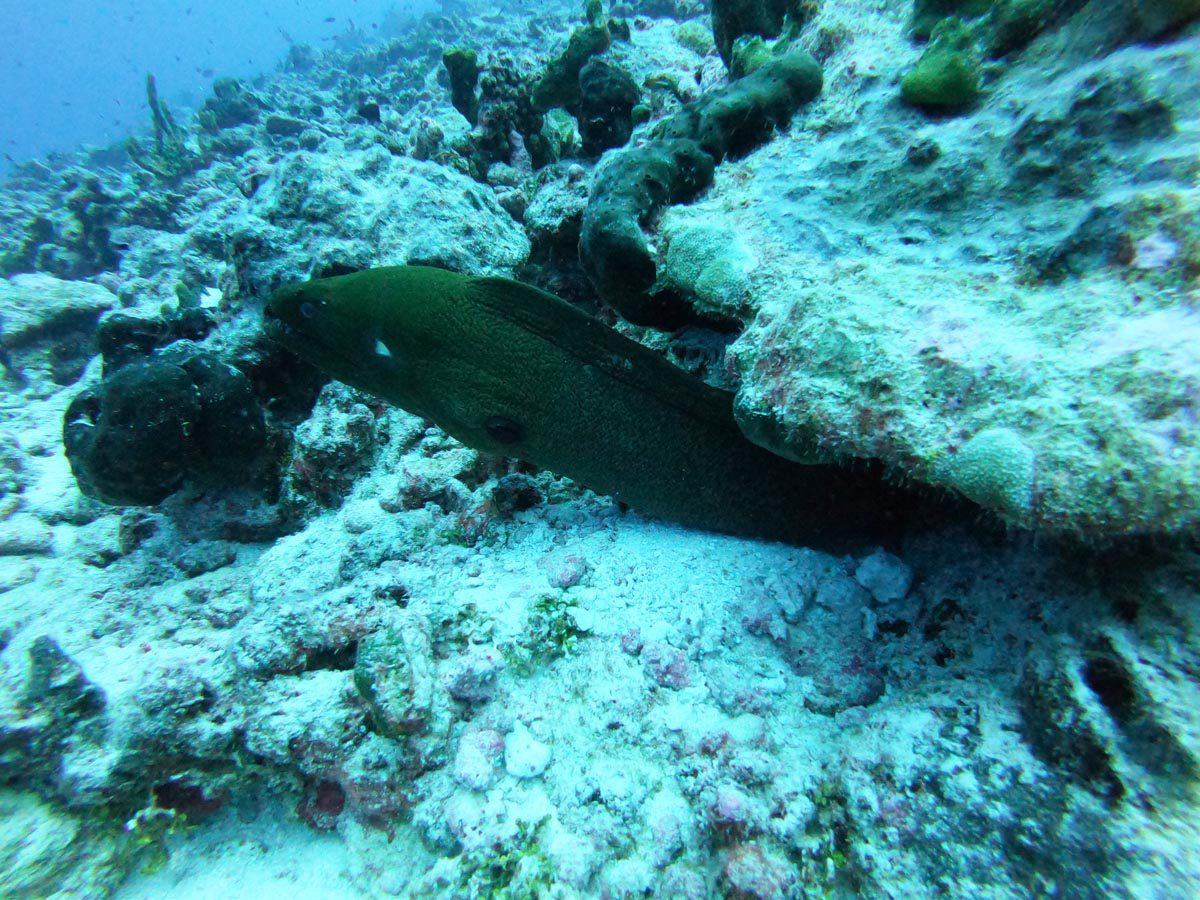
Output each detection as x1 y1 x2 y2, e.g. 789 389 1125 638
455 818 555 898
500 593 587 677
901 18 982 110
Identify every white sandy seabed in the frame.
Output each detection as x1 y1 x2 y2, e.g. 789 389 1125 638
3 383 1196 898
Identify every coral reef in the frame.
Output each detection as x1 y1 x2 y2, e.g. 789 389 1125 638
1 1 1199 897
196 79 263 132
126 75 204 183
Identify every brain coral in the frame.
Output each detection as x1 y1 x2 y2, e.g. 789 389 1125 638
935 427 1036 519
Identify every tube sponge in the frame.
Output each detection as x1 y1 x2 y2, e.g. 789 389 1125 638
711 0 815 68
442 47 481 126
580 49 822 328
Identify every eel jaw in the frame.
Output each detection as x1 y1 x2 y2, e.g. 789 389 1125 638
263 312 342 369
263 307 402 404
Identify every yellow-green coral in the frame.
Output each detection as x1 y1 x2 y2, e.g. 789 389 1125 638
674 20 716 56
901 18 982 110
660 220 755 319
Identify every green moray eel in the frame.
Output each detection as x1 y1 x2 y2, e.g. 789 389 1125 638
265 266 937 546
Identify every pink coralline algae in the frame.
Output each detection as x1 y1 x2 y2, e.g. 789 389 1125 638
722 842 795 900
453 728 505 791
641 642 691 689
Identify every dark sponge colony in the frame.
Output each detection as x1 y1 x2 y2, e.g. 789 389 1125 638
578 58 640 156
63 348 267 506
580 49 822 329
96 307 215 372
712 0 810 67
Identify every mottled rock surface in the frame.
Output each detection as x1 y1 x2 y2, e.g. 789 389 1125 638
656 1 1200 537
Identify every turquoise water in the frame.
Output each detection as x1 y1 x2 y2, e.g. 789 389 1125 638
0 0 436 177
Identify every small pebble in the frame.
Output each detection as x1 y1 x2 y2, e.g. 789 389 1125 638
442 645 505 703
173 540 237 577
540 550 588 589
453 729 504 791
642 642 690 689
504 722 551 779
854 548 913 604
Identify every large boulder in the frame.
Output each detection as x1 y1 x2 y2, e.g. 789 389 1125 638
214 149 531 298
643 2 1200 538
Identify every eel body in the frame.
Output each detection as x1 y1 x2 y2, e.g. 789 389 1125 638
266 266 929 546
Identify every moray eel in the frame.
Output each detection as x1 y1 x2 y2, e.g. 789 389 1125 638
265 266 931 546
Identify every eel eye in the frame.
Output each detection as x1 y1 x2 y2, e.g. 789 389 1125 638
485 416 524 444
299 301 317 319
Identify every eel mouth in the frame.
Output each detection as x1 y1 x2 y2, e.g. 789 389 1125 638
262 299 313 350
261 308 326 360
261 304 377 390
261 312 287 342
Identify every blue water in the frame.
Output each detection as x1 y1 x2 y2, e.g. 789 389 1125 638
0 0 435 177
